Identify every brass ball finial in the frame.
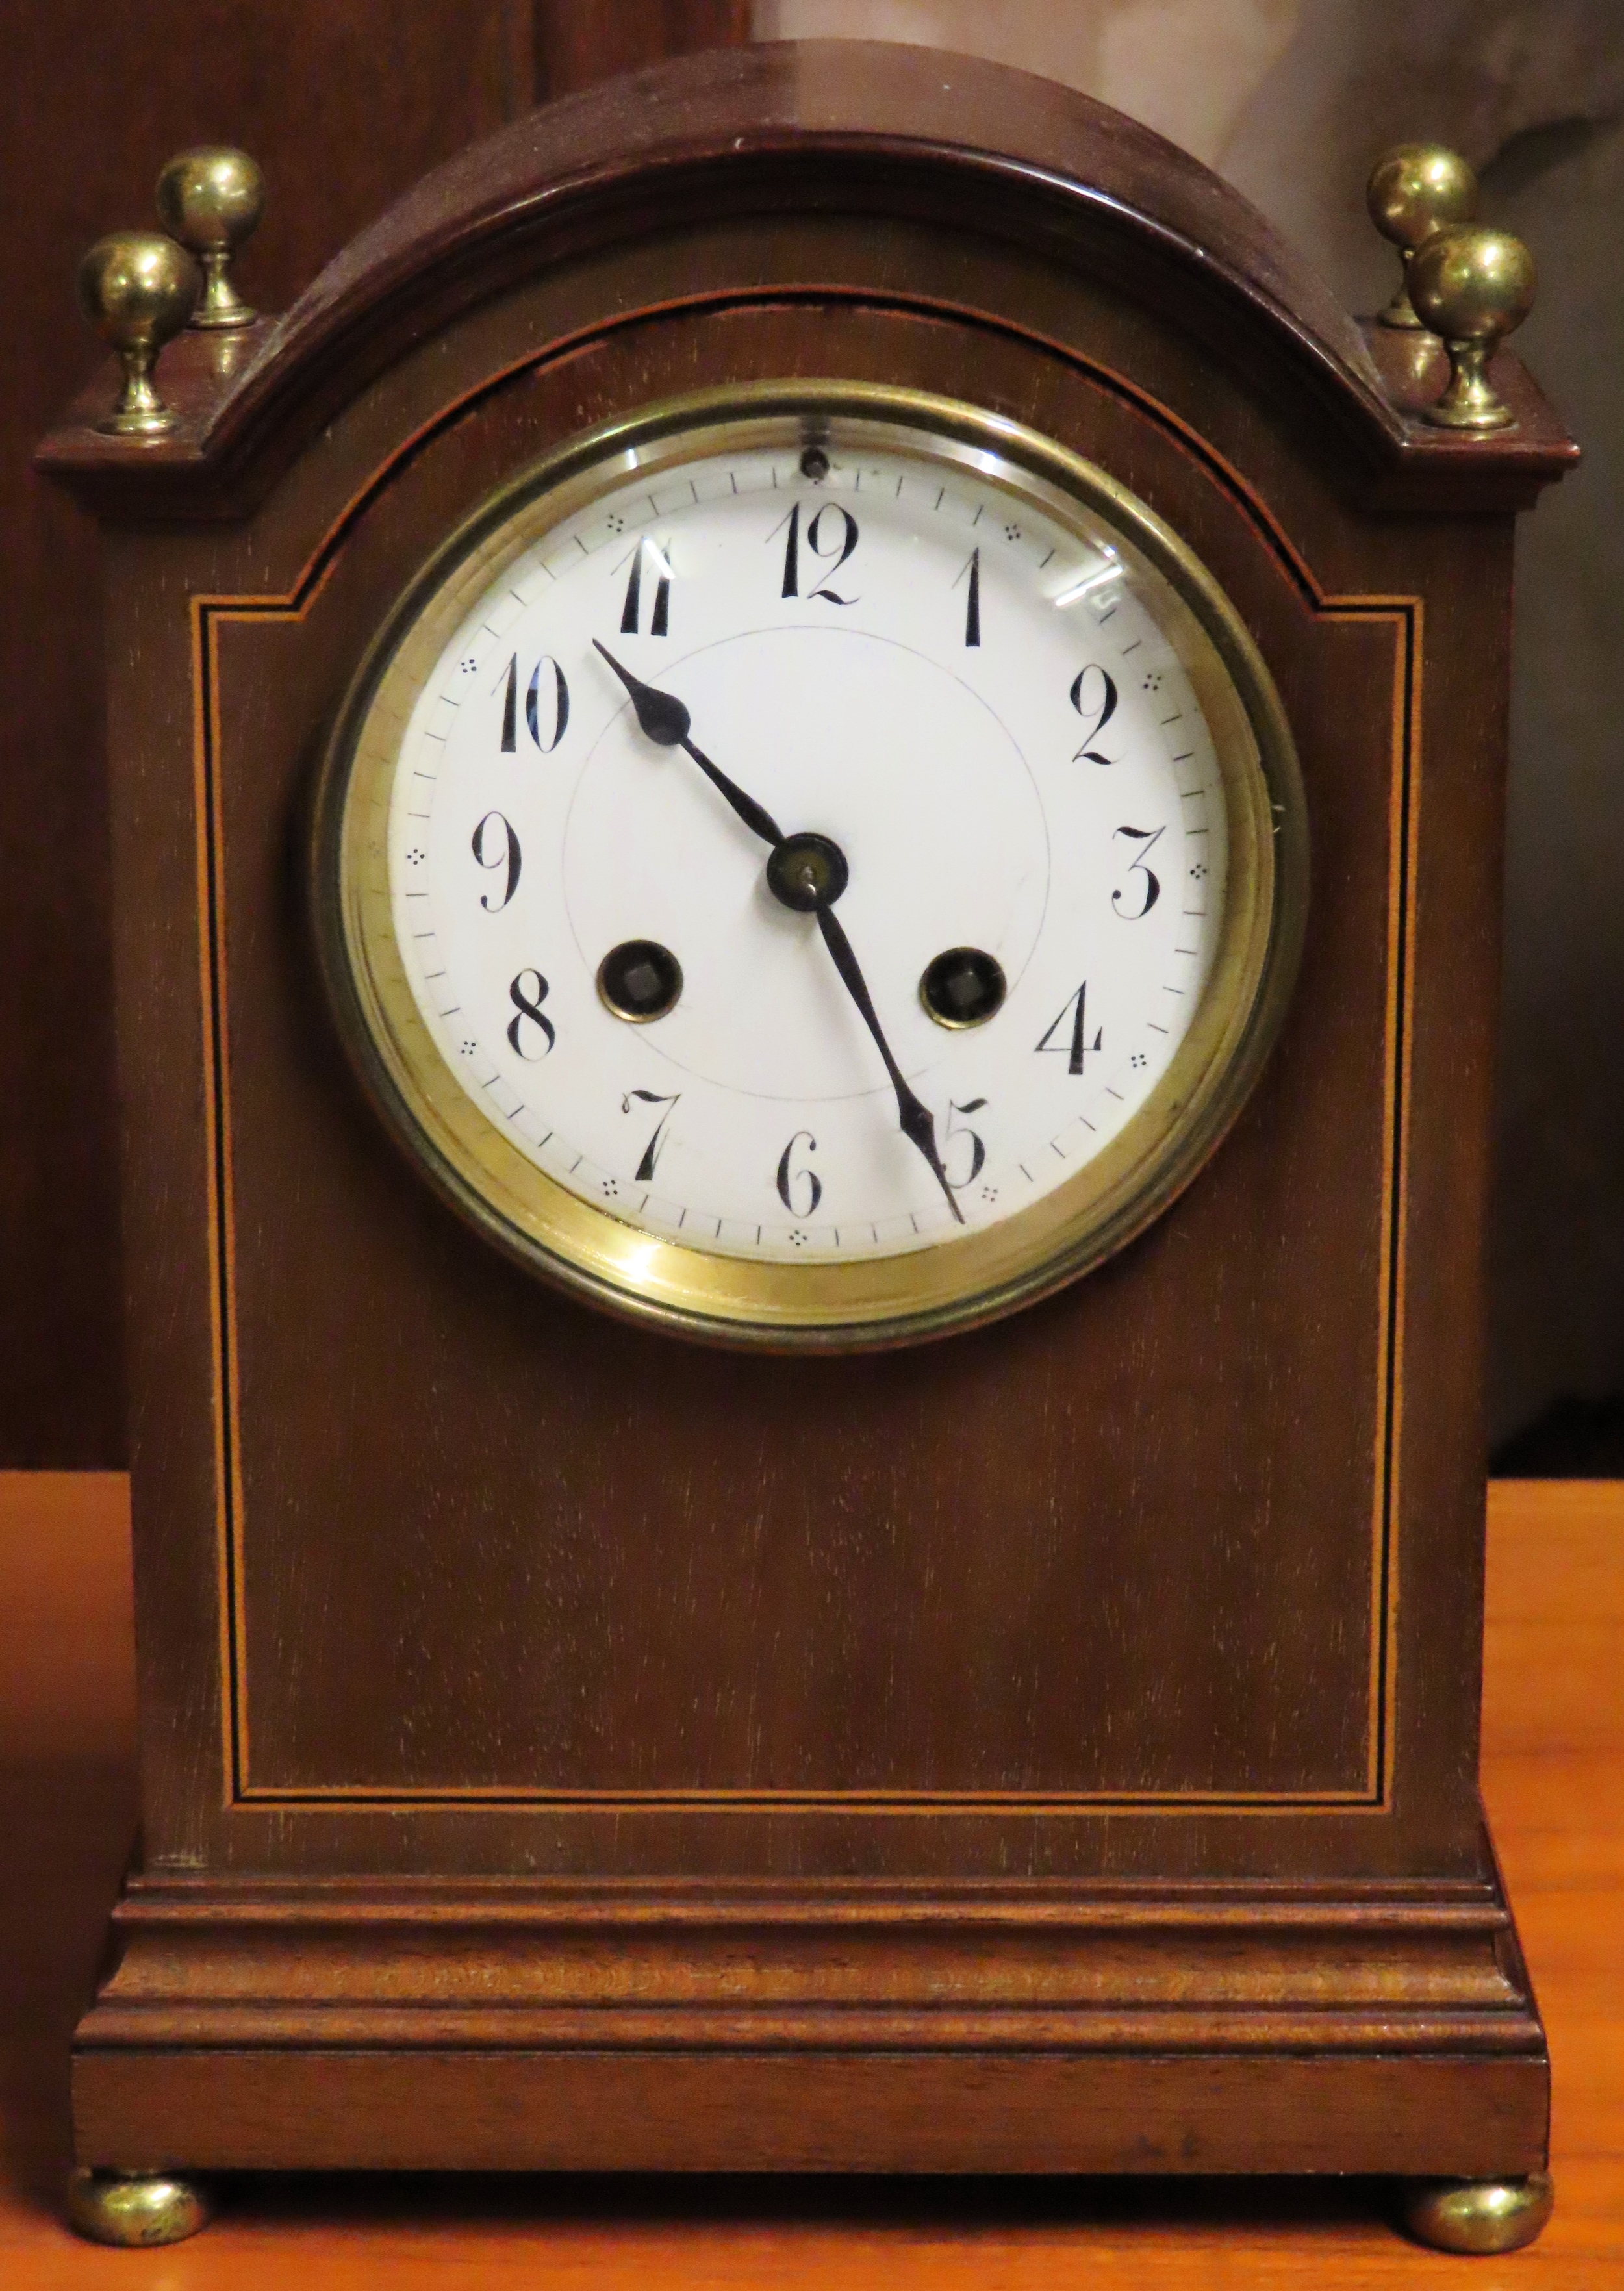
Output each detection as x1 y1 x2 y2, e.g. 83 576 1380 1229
76 231 202 437
1366 144 1478 328
1409 225 1537 431
155 146 264 330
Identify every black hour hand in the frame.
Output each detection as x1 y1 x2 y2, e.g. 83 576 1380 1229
592 639 689 745
594 641 783 848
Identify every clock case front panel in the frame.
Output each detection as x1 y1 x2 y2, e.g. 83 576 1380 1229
43 45 1573 2180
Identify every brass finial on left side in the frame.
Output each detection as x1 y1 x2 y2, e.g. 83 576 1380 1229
76 231 201 436
155 146 264 330
1366 144 1478 328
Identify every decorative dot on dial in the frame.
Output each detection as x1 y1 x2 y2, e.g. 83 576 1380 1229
596 939 683 1023
919 946 1008 1030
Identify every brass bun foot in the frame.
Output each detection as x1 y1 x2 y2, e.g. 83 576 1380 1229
65 2166 213 2247
1401 2171 1554 2255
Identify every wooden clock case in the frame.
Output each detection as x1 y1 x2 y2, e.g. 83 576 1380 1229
40 42 1576 2186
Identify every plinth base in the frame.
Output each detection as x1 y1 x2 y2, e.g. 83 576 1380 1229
72 1851 1549 2184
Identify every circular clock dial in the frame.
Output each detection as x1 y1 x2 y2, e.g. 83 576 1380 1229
318 388 1304 1344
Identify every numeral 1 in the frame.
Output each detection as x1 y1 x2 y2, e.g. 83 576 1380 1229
620 536 671 636
956 547 981 648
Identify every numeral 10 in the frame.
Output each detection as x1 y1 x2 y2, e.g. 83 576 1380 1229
495 654 570 754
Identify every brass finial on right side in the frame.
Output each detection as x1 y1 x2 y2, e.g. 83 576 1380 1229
155 146 264 330
1366 144 1478 328
1408 225 1537 431
76 231 201 436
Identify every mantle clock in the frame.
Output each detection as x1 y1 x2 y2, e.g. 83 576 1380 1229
39 48 1575 2255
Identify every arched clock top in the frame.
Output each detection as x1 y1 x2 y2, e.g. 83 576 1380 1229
38 40 1574 522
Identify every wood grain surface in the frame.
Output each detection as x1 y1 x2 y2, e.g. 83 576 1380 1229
0 0 529 1467
1 0 748 1470
43 49 1573 1906
1 1473 1618 2277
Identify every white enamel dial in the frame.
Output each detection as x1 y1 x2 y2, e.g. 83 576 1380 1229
324 394 1300 1340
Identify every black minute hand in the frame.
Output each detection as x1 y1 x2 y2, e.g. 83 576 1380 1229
813 902 965 1226
594 641 783 847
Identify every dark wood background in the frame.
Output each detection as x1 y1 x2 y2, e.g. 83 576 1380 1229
1 0 746 1466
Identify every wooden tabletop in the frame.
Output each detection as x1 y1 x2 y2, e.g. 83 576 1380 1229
1 1472 1619 2283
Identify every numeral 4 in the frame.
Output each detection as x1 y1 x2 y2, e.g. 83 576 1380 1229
1035 981 1100 1076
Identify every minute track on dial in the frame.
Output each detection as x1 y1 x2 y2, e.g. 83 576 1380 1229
592 640 964 1224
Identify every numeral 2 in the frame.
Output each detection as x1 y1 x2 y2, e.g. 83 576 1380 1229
1070 665 1118 764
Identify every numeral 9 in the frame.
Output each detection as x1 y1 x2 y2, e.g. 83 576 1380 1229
472 811 521 912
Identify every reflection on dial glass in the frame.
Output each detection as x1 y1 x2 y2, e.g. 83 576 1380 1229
374 429 1232 1263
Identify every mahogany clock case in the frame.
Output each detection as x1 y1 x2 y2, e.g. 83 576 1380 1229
38 44 1575 2181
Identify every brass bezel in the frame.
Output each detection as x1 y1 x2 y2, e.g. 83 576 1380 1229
311 383 1308 1350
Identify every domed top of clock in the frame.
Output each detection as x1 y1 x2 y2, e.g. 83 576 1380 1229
37 42 1574 519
